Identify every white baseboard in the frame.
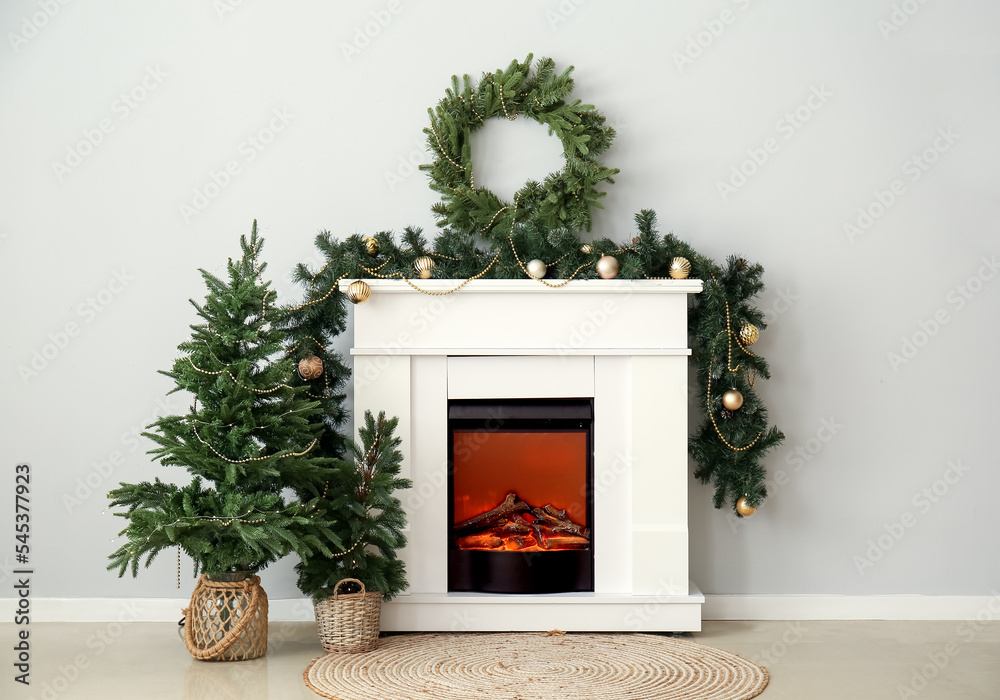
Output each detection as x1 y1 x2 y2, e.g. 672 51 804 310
4 593 999 623
702 594 1000 621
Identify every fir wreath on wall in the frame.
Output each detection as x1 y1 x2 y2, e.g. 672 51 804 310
287 55 783 516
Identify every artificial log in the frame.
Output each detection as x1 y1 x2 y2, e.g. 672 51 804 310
453 492 590 551
530 505 591 540
453 492 529 535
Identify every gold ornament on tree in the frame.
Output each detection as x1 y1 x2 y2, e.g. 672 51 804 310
580 243 593 255
722 388 744 411
413 256 435 279
596 255 619 279
739 322 759 346
669 257 691 279
736 496 756 517
362 236 380 255
298 355 324 380
346 279 371 304
526 259 547 279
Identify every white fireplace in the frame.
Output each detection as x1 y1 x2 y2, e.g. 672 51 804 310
339 278 705 631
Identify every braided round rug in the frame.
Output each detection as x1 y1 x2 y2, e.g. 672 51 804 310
304 632 769 700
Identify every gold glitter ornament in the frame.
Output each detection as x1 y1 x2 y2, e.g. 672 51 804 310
346 280 371 304
596 255 619 279
413 256 435 279
669 257 691 279
736 497 756 517
739 323 760 346
363 236 379 255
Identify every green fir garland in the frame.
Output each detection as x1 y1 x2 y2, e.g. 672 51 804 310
292 211 783 515
420 54 619 239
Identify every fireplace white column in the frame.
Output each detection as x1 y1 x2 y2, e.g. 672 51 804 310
341 279 705 631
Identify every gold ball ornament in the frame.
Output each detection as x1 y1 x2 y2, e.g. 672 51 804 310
722 388 744 410
739 322 760 346
413 256 435 279
526 258 547 279
736 497 756 517
668 257 692 279
596 255 619 279
580 243 593 255
298 355 324 380
362 236 380 255
346 279 371 304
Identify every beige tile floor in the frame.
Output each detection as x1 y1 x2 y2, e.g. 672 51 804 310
2 620 998 699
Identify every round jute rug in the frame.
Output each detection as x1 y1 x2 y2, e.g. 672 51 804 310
303 632 769 700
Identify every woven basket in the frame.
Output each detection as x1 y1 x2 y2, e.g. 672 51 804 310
314 578 382 653
183 573 268 662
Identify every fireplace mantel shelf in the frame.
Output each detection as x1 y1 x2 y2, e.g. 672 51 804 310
340 278 704 294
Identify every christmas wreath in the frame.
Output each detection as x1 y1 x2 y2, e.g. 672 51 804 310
420 54 620 239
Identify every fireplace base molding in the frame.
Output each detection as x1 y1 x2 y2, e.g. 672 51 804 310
380 583 706 632
340 279 705 631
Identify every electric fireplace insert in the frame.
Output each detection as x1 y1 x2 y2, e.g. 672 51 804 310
447 398 594 594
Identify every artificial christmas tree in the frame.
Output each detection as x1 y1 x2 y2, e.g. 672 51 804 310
107 222 343 660
297 410 411 652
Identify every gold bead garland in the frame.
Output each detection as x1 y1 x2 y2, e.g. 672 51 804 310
286 271 353 313
498 83 517 121
186 356 297 395
508 237 592 288
192 422 317 464
428 121 466 173
706 372 762 452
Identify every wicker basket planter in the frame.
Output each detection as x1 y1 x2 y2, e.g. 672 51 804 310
183 572 268 661
314 578 382 653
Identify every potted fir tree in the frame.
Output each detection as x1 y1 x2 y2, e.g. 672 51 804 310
107 223 342 661
295 410 411 653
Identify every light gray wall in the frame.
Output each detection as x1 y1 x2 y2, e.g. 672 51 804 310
1 1 997 601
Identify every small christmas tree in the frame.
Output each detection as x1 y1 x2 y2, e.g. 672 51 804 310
296 410 411 600
108 223 341 578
